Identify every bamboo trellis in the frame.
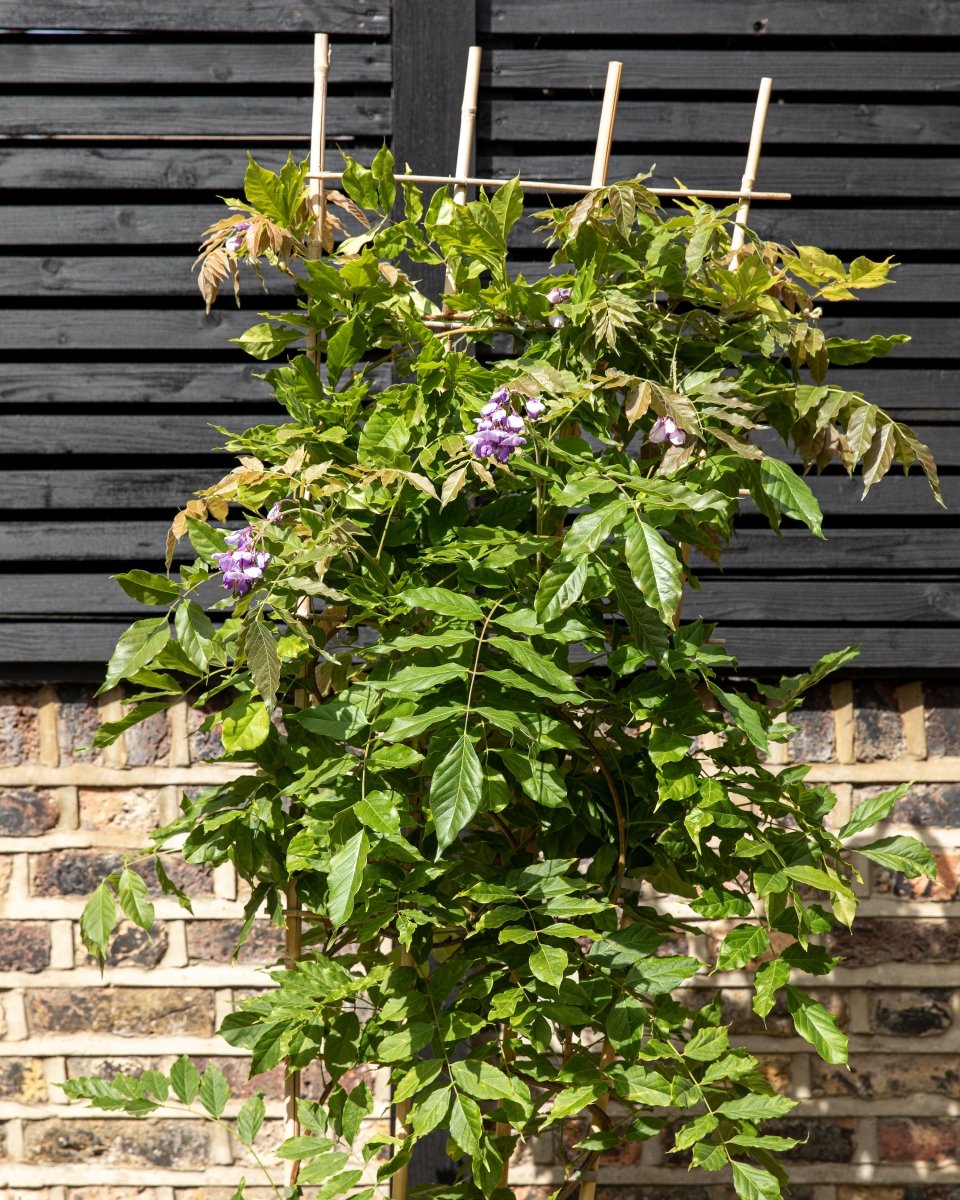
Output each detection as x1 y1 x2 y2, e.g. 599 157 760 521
281 30 785 1198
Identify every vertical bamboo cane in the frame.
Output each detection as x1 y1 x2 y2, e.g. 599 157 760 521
444 45 483 294
283 30 331 1194
591 61 623 189
729 77 773 267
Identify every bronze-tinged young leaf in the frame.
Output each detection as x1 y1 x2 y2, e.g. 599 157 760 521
861 421 896 495
625 380 653 425
196 248 237 315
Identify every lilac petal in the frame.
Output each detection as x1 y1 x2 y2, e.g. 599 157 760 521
525 397 545 419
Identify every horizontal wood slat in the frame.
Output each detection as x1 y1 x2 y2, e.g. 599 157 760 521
486 50 960 94
694 528 960 574
0 361 391 405
0 620 954 672
0 95 388 138
479 1 960 37
0 310 941 358
1 256 954 303
7 149 960 198
0 40 391 83
0 414 282 456
6 575 960 624
484 100 960 148
0 470 212 510
0 1 391 33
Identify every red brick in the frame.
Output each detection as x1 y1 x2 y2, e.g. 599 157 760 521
778 1118 856 1162
924 683 960 757
75 919 169 968
0 1057 47 1101
187 919 283 966
186 705 223 761
23 1117 210 1167
886 782 960 827
814 1054 960 1098
30 849 212 897
0 686 40 766
66 1055 166 1083
0 788 59 836
27 987 215 1036
78 787 164 834
830 920 960 966
869 990 954 1037
879 1118 958 1163
123 703 170 766
874 849 958 901
788 683 836 763
724 988 848 1036
56 684 103 764
0 921 49 972
855 682 906 761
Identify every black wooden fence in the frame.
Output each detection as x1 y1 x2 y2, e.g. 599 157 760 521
1 0 958 675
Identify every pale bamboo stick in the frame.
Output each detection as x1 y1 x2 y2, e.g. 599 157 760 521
591 61 623 188
283 30 331 1193
444 45 483 296
309 168 790 202
729 76 774 266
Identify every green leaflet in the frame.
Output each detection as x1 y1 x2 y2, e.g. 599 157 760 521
560 500 629 560
243 620 280 711
400 587 483 620
535 558 588 622
785 986 848 1064
327 828 370 926
624 519 683 623
79 883 117 964
430 734 484 853
103 617 169 691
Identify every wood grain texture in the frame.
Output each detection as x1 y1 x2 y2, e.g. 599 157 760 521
486 49 960 94
0 40 390 83
0 522 183 562
5 148 960 198
0 413 282 455
483 100 960 148
479 0 960 37
0 95 388 138
691 580 960 624
693 527 960 574
0 1 390 33
0 361 391 405
0 255 298 297
0 470 213 510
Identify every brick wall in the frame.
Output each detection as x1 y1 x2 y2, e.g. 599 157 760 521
1 679 958 1200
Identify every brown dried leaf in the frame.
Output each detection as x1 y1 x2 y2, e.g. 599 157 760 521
206 496 229 521
440 466 469 508
625 381 653 425
378 262 410 288
327 189 371 228
197 248 231 314
399 470 438 500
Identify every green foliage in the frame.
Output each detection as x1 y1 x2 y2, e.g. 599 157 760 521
69 149 940 1200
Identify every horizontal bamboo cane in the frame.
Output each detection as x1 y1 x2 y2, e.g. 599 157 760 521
309 168 789 202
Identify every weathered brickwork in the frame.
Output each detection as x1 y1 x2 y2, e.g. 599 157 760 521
0 679 959 1199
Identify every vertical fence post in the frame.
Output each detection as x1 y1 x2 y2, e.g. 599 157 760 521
392 0 478 298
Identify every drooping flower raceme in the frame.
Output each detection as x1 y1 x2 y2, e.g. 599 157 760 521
466 387 545 463
216 526 270 595
224 221 251 254
546 285 572 329
649 415 687 446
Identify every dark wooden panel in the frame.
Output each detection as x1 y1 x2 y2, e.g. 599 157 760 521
0 361 390 405
0 577 148 616
0 1 390 33
0 308 255 351
393 0 477 300
1 620 957 672
487 50 960 94
0 256 298 297
694 527 960 574
0 522 183 562
691 580 960 624
818 318 960 360
6 149 960 198
713 626 960 673
502 200 960 252
479 1 960 37
0 204 229 245
485 100 960 148
0 40 391 83
0 414 282 456
0 95 388 138
0 470 213 510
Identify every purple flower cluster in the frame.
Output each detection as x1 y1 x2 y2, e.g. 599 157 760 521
224 221 251 254
466 386 545 463
216 527 270 596
546 286 572 329
649 415 687 447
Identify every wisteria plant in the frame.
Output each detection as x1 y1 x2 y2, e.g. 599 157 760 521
68 149 939 1200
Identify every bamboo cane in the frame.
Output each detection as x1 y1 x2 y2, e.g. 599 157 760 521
729 76 774 267
444 45 483 295
308 168 789 203
283 30 331 1194
591 61 623 188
